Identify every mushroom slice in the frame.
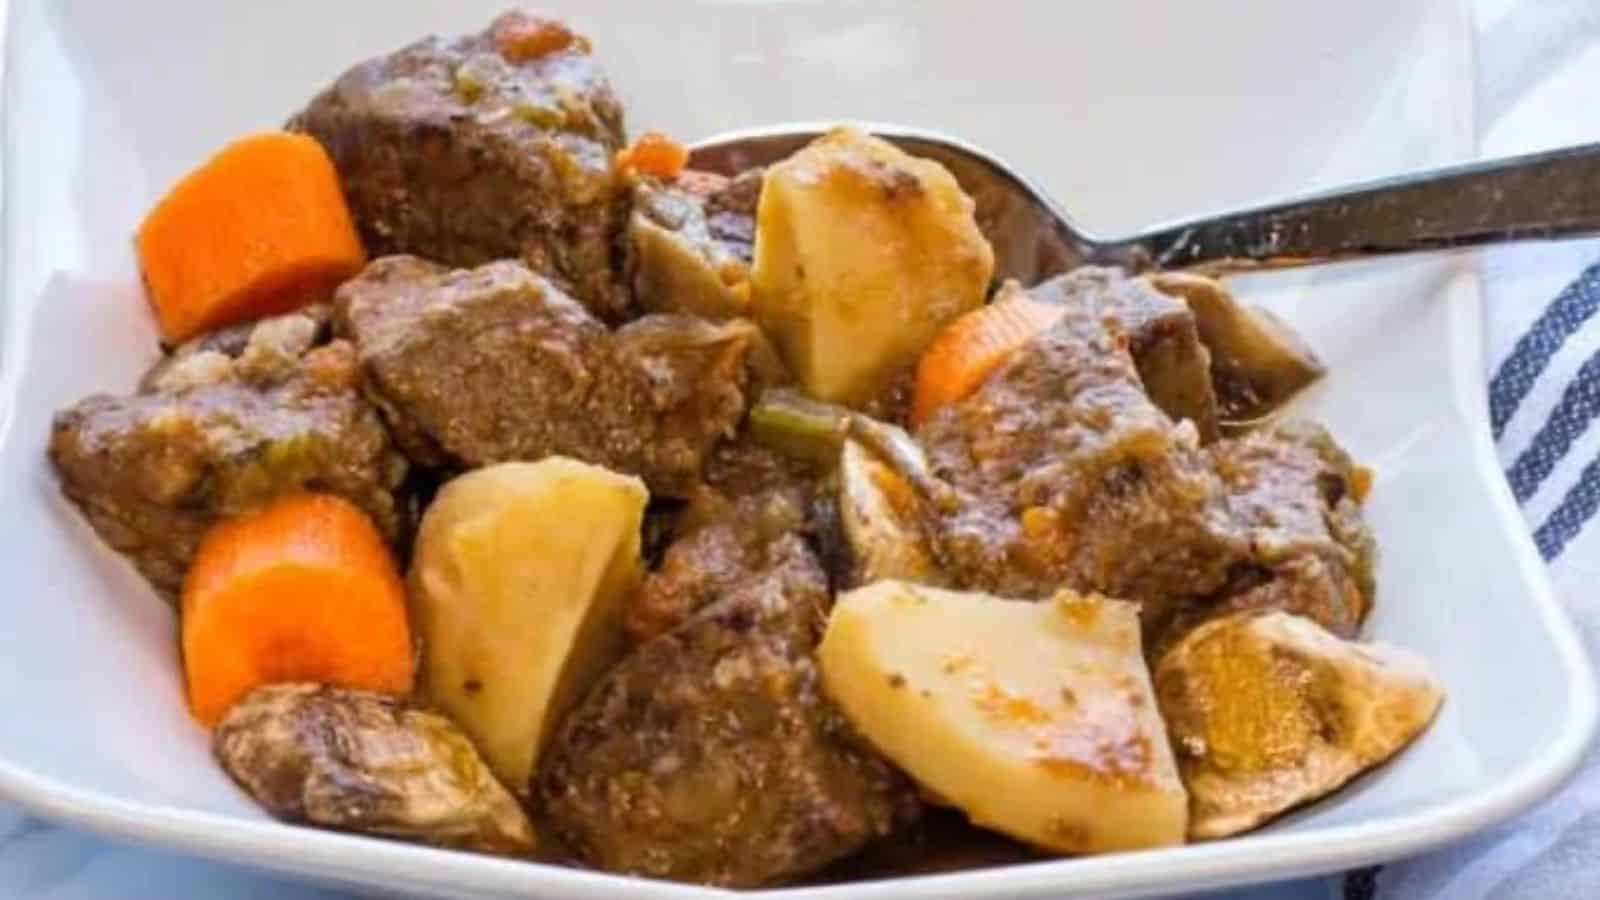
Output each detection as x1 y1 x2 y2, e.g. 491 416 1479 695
839 439 941 586
1154 612 1442 839
215 683 536 855
1145 272 1326 425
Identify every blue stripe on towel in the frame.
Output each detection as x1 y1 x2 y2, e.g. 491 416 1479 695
1533 452 1600 560
1504 347 1600 502
1488 262 1600 438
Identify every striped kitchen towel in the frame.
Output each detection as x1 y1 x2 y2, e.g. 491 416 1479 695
1341 1 1600 897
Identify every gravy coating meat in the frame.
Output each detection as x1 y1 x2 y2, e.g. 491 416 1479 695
49 308 408 597
335 255 759 497
916 294 1243 617
292 12 631 319
629 431 843 642
913 274 1373 638
1063 447 1245 631
1031 267 1220 442
540 522 915 887
1201 421 1376 637
628 487 809 642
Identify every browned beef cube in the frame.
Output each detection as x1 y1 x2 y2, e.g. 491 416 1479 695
49 309 409 598
918 290 1233 603
540 527 914 887
1031 267 1220 441
1061 449 1245 628
626 485 810 642
914 268 1370 645
335 256 760 497
292 12 631 320
1205 421 1375 636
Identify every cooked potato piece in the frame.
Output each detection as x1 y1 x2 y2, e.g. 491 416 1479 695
410 458 647 793
839 440 940 586
1145 272 1326 423
215 683 536 855
1155 611 1442 839
752 127 994 406
819 581 1187 853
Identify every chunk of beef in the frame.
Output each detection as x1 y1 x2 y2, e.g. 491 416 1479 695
49 309 409 598
627 170 760 319
913 274 1373 641
334 256 602 466
1062 450 1245 627
633 430 847 640
291 12 630 319
701 431 823 500
917 298 1242 609
605 315 764 495
540 531 914 887
627 488 808 642
1203 421 1375 636
335 256 758 497
1031 267 1220 441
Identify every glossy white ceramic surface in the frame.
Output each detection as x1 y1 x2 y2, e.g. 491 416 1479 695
0 1 1592 898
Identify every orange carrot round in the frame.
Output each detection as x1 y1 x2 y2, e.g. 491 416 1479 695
181 494 413 728
910 284 1069 427
137 131 367 344
617 131 690 180
492 11 590 61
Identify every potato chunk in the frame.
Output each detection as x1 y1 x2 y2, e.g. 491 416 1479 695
1155 611 1443 839
751 127 994 406
819 582 1187 853
409 458 647 793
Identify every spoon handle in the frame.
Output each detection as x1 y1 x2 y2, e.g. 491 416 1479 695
1119 142 1600 270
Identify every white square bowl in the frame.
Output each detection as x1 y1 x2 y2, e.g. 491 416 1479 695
0 1 1593 898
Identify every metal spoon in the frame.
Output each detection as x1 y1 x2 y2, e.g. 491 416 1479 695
689 121 1600 285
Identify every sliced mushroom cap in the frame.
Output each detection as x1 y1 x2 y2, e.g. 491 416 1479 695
839 439 942 587
627 179 752 319
1145 272 1326 426
215 683 537 855
1154 611 1442 839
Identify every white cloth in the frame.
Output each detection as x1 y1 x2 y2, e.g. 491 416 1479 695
0 1 1596 898
1355 1 1600 898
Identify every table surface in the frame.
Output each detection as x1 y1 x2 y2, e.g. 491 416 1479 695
0 803 1332 900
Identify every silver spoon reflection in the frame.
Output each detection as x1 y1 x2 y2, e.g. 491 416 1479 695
690 121 1600 286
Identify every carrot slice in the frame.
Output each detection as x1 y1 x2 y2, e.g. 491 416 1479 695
137 131 367 344
181 494 413 728
910 282 1068 426
492 10 590 61
617 131 690 180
